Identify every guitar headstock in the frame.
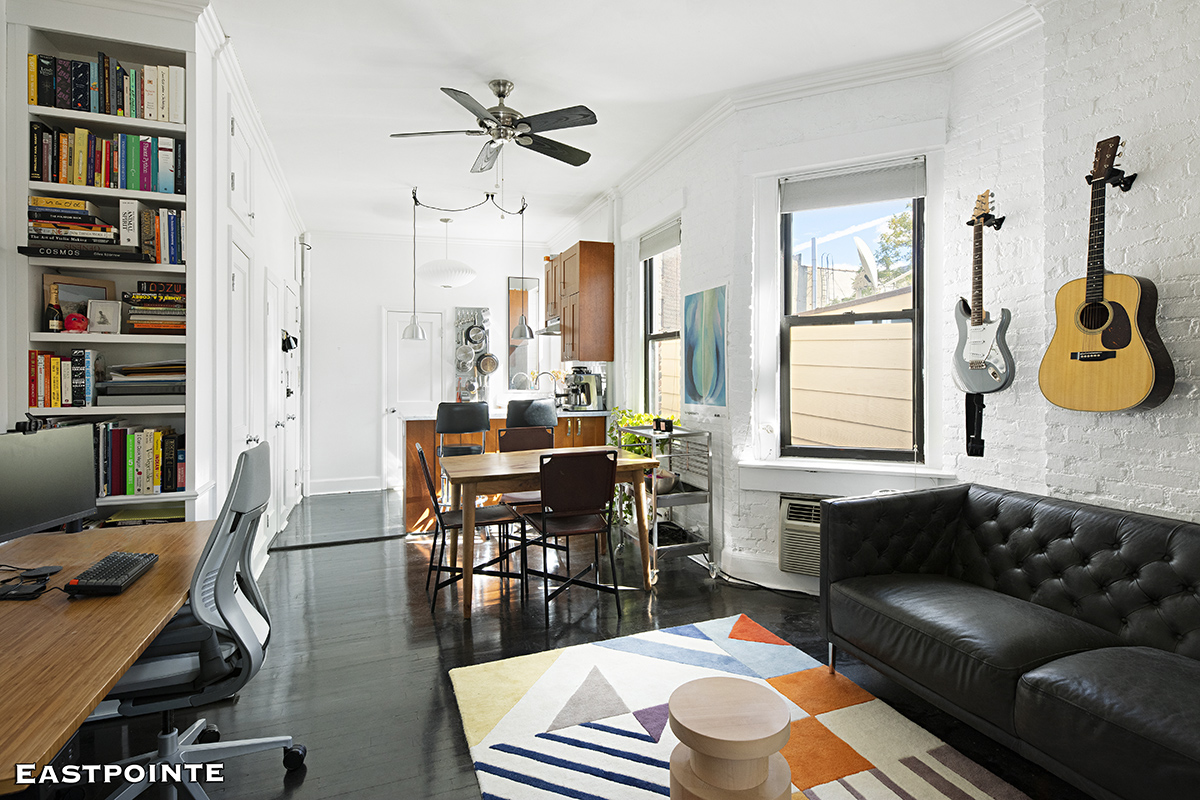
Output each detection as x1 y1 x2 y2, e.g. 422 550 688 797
1091 136 1122 182
969 190 993 225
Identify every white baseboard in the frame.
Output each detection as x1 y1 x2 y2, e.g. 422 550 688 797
717 548 820 596
307 477 382 495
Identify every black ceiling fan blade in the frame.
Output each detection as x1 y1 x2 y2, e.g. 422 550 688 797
441 87 499 127
389 130 486 138
471 141 503 173
518 134 591 167
515 105 597 134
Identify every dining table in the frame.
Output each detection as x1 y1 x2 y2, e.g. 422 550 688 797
439 445 660 619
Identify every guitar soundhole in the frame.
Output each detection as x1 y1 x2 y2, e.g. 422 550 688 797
1078 302 1111 332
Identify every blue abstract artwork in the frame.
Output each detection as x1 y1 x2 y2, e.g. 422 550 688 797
683 285 726 407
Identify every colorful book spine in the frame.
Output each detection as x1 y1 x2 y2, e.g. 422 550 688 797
70 349 85 407
86 132 97 187
157 66 170 121
176 439 185 491
83 349 97 406
153 430 163 493
162 434 177 492
50 357 62 408
72 127 87 186
126 429 135 495
70 60 89 111
36 55 55 106
144 68 158 121
139 136 152 191
175 139 186 195
60 357 73 406
27 54 37 105
30 121 51 181
167 210 179 264
54 58 71 109
126 134 138 190
89 61 99 113
157 138 174 193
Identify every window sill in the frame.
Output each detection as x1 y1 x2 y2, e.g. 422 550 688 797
738 458 956 497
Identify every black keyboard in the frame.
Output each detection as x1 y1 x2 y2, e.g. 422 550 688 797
66 551 159 596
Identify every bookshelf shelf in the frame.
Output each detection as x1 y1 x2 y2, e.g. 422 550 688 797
30 332 184 345
96 491 196 507
28 256 185 274
27 181 185 206
28 104 186 136
28 405 184 416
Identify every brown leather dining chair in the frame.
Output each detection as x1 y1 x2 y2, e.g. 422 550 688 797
415 443 523 612
522 449 622 622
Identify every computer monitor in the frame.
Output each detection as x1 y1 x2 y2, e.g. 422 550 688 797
0 425 97 544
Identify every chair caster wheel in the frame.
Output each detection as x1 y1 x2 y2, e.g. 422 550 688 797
708 562 719 579
283 744 307 771
197 724 220 744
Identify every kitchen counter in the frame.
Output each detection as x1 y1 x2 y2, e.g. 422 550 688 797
403 409 608 421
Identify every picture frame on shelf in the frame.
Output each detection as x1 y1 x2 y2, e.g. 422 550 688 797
43 275 115 319
87 299 122 334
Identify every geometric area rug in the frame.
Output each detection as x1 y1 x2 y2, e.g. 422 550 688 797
449 614 1030 799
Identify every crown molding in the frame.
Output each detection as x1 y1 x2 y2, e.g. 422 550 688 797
24 0 207 21
547 191 615 251
610 5 1043 206
204 5 306 234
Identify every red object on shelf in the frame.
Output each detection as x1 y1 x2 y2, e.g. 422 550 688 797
65 313 88 331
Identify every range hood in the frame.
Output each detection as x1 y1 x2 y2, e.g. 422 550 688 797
535 316 561 336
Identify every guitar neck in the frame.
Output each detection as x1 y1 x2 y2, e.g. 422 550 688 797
970 222 984 325
1086 178 1106 302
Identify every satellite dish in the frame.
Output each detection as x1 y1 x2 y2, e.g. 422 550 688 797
854 236 877 286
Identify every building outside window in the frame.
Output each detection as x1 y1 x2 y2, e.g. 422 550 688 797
642 222 682 418
779 157 925 461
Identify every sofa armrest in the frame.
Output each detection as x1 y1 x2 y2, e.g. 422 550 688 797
821 484 969 585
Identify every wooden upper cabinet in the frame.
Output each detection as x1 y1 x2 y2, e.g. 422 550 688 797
545 255 562 320
558 241 614 362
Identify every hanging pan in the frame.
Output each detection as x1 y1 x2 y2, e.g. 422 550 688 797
476 352 499 375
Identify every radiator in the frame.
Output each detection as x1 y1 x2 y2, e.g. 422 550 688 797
777 495 828 576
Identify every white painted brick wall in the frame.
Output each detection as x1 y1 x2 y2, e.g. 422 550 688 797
612 0 1200 587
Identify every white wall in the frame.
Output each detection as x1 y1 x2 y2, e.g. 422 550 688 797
603 0 1200 590
306 231 546 495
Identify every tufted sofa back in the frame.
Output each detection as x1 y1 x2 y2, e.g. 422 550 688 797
947 485 1200 659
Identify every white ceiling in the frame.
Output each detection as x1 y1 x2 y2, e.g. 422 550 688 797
210 0 1026 244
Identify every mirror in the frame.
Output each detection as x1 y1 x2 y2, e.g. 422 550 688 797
508 277 539 389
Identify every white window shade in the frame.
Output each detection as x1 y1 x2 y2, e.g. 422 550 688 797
780 157 926 213
639 220 682 262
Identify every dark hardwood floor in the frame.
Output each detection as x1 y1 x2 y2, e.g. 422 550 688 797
71 492 1093 800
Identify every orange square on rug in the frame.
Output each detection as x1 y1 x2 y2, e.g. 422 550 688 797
769 667 874 716
781 716 875 790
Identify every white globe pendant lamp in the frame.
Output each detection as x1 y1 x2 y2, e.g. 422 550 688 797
419 218 476 288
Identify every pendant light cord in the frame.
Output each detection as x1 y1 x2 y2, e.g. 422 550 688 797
411 193 418 315
412 187 526 217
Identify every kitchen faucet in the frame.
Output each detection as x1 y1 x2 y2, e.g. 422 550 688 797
534 371 570 407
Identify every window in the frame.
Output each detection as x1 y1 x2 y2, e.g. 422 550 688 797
642 222 682 418
779 158 925 461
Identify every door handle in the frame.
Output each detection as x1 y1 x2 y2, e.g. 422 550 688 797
575 418 581 436
246 435 261 444
287 414 297 420
275 420 286 428
387 407 397 414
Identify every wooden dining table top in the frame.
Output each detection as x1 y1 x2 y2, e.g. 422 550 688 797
440 446 659 485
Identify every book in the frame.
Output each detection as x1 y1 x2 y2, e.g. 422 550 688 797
30 195 103 213
175 139 186 195
115 63 126 116
61 355 73 406
87 132 96 186
58 131 68 184
167 210 178 263
168 65 185 123
28 350 50 407
125 134 138 190
36 55 55 106
30 121 52 181
70 349 85 406
55 57 71 109
89 61 99 114
176 437 185 491
153 429 163 493
29 221 115 236
50 357 62 407
108 426 125 496
139 136 152 191
38 354 49 407
139 209 156 260
97 394 184 406
98 52 109 115
126 427 136 494
157 66 170 121
18 244 152 262
137 281 185 295
70 60 89 111
27 54 37 104
28 208 106 223
162 433 178 492
84 349 102 405
119 199 147 247
143 68 157 121
149 137 159 191
157 138 175 194
29 233 119 247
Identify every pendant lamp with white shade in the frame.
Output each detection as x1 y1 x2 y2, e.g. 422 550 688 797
419 218 477 288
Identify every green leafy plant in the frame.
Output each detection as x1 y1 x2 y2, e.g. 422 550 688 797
607 407 681 524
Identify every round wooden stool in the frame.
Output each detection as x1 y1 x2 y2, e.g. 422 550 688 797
667 676 792 800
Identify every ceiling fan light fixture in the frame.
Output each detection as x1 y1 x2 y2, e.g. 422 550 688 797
516 136 533 146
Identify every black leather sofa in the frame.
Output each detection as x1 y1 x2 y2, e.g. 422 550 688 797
820 483 1200 800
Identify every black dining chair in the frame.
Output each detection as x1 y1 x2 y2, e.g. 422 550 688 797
496 426 556 597
522 449 622 622
506 398 558 429
434 400 490 507
416 443 524 611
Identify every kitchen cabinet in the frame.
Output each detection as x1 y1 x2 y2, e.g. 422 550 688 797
556 241 613 362
553 415 605 447
545 254 562 320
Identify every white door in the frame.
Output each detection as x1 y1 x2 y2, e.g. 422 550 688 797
264 275 284 541
383 310 443 491
283 285 301 511
228 242 251 461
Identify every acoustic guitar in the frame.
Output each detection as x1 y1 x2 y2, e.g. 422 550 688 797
1038 136 1174 411
952 190 1014 394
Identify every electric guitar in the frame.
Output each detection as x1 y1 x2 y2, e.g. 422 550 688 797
952 190 1014 394
1038 136 1174 411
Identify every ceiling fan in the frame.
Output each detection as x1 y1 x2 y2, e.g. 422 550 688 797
389 80 597 173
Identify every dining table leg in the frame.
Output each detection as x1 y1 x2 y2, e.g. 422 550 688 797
632 476 653 590
448 483 462 572
461 482 477 619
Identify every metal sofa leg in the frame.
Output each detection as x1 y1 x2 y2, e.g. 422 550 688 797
828 642 837 674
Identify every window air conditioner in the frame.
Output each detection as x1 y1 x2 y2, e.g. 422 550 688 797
777 495 830 576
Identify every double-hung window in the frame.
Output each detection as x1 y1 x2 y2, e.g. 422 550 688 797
642 221 682 418
779 157 925 461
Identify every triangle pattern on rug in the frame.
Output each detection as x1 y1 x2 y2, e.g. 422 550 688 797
632 703 670 742
548 665 630 732
660 623 710 640
729 614 792 646
449 648 564 748
712 634 822 679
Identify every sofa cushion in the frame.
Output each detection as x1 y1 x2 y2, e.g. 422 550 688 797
1016 647 1200 800
830 573 1124 734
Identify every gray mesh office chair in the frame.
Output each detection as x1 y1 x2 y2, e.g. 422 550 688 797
505 398 558 429
102 443 305 799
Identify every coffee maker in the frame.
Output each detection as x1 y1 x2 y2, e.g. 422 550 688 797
564 367 604 411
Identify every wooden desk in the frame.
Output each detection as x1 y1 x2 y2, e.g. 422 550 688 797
440 446 659 618
0 522 213 794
